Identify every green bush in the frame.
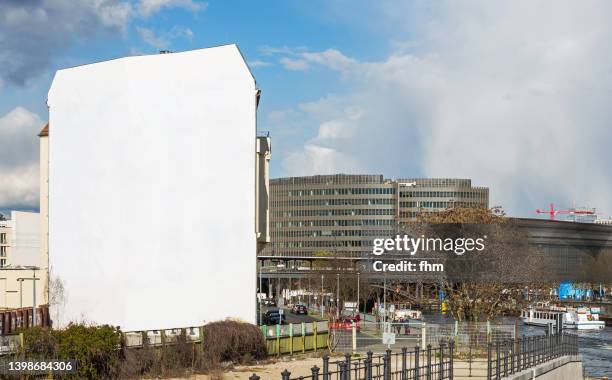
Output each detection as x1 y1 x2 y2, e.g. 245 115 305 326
20 324 122 379
20 320 267 379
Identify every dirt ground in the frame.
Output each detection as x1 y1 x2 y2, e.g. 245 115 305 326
162 354 494 380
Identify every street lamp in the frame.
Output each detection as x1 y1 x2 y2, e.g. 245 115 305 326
336 273 340 318
321 274 324 318
17 266 40 326
357 272 360 315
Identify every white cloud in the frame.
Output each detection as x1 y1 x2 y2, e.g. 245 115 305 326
0 0 137 86
0 0 204 86
283 145 358 177
249 60 272 68
137 26 195 49
138 0 207 17
276 2 612 217
0 107 43 209
280 57 309 71
137 27 168 49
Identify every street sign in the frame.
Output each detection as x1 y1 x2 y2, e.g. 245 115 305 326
382 332 396 345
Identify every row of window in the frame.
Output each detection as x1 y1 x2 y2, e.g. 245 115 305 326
272 230 392 238
399 191 486 199
269 240 374 248
399 201 483 208
273 219 396 227
272 198 395 207
281 188 395 197
274 209 395 217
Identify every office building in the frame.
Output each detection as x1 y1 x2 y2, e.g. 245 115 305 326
262 175 488 258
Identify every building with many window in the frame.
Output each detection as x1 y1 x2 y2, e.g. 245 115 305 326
0 211 40 268
261 175 489 258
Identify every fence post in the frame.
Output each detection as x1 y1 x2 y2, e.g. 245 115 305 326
401 347 407 380
289 323 294 355
313 321 318 352
281 369 291 380
345 353 352 380
495 341 500 380
302 322 306 353
276 324 281 357
414 345 420 380
312 365 320 380
352 321 357 353
384 349 391 380
487 342 492 380
449 340 454 380
439 343 445 380
340 361 347 380
365 357 372 380
426 344 432 380
367 350 373 379
503 340 508 377
250 374 260 380
323 354 329 380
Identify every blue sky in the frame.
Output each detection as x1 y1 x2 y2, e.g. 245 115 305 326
2 1 612 219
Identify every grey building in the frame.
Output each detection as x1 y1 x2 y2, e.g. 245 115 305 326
262 175 489 258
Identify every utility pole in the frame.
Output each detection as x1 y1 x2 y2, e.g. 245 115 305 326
336 273 340 318
321 274 324 318
357 272 360 315
258 259 262 325
383 275 387 325
32 268 37 326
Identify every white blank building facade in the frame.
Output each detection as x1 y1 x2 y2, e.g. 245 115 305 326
47 45 266 330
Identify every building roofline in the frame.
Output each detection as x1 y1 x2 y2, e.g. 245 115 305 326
38 122 49 137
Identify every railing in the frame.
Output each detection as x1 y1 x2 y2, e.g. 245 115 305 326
486 333 578 379
251 343 454 380
261 321 330 356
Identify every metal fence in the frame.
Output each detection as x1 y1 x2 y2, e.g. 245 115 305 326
251 343 455 380
261 321 330 356
487 333 579 380
330 321 515 355
424 322 515 352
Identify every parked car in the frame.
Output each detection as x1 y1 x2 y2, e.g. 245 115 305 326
292 304 308 315
329 315 361 332
264 298 277 307
263 309 286 325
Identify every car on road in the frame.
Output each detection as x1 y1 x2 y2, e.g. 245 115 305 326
329 315 361 332
263 309 286 325
291 304 308 315
264 298 277 307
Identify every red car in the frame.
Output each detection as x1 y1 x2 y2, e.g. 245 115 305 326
329 316 361 332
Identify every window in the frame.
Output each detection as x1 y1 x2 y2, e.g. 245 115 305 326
0 233 5 244
0 259 5 267
0 246 6 257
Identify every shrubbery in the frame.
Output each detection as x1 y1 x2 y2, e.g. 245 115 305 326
20 320 267 379
20 324 122 379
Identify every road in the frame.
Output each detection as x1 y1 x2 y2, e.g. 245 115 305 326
260 306 322 324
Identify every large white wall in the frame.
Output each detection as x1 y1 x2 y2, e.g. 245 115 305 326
47 45 257 330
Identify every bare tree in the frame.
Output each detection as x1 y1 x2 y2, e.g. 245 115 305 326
413 207 553 322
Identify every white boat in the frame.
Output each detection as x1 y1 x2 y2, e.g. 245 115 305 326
520 303 605 331
563 307 605 330
393 308 423 321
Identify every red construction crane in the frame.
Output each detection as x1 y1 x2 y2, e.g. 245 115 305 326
536 203 597 221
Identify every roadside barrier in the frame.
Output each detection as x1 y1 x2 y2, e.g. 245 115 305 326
486 332 578 379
